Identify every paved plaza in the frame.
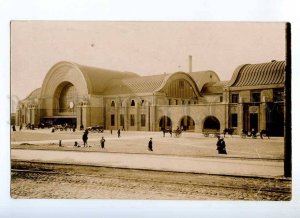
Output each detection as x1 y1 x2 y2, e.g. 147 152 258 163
11 128 285 178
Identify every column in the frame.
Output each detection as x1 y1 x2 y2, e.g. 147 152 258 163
260 96 267 131
238 102 243 135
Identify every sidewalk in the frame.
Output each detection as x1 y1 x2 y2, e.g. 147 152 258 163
11 149 284 178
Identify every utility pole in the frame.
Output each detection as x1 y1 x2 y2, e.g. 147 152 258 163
284 22 291 178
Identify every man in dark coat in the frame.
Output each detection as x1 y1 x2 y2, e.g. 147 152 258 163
117 129 121 138
100 136 105 149
148 138 153 151
82 130 88 147
216 136 227 154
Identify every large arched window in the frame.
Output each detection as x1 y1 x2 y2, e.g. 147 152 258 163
59 84 77 113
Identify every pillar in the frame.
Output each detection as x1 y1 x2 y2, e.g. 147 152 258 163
260 96 267 131
238 101 244 135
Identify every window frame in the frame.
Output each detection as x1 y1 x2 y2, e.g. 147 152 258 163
231 93 239 103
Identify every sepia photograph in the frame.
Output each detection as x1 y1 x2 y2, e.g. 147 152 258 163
10 21 291 200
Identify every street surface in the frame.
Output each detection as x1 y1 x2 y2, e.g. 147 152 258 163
10 129 290 200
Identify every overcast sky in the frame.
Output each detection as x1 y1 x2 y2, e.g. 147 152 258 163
11 21 286 102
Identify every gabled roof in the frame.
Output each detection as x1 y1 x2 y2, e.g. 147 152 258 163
228 61 285 87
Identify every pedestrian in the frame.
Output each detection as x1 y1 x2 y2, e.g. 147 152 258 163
19 124 22 131
111 129 113 135
117 129 121 138
100 136 106 149
220 138 227 154
148 138 153 151
216 136 227 154
74 141 79 147
12 124 16 131
82 131 88 147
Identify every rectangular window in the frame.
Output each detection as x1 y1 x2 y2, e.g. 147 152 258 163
175 99 178 105
231 94 239 103
273 88 284 102
110 114 115 126
231 113 238 127
220 96 223 102
130 114 135 126
141 114 146 127
251 92 261 103
169 99 172 105
120 114 124 127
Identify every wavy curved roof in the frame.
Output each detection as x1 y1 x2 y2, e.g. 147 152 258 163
228 61 285 87
102 74 167 95
76 63 139 94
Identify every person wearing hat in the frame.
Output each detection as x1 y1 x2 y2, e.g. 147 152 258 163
148 138 153 151
100 136 106 149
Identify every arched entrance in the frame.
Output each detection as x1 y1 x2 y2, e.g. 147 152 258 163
45 82 78 126
179 116 195 131
203 116 220 131
159 116 172 130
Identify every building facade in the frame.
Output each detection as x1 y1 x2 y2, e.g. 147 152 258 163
15 60 286 136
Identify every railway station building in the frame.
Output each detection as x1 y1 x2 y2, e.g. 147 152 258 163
15 60 286 136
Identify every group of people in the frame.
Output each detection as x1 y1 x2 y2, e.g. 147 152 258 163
77 128 154 152
78 128 121 149
79 128 226 154
110 129 121 138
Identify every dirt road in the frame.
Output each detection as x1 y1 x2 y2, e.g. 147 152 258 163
11 161 291 200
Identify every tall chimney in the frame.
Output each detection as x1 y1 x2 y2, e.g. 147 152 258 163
189 55 192 73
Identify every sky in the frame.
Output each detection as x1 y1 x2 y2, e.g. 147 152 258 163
11 21 286 103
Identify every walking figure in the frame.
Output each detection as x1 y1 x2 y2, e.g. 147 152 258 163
100 136 106 149
216 136 227 154
82 130 88 147
111 129 112 135
148 138 153 151
117 129 121 138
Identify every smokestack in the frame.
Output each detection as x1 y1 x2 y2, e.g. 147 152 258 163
189 55 192 73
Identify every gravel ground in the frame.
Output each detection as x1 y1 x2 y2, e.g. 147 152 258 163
11 162 291 200
10 130 290 200
11 130 284 160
